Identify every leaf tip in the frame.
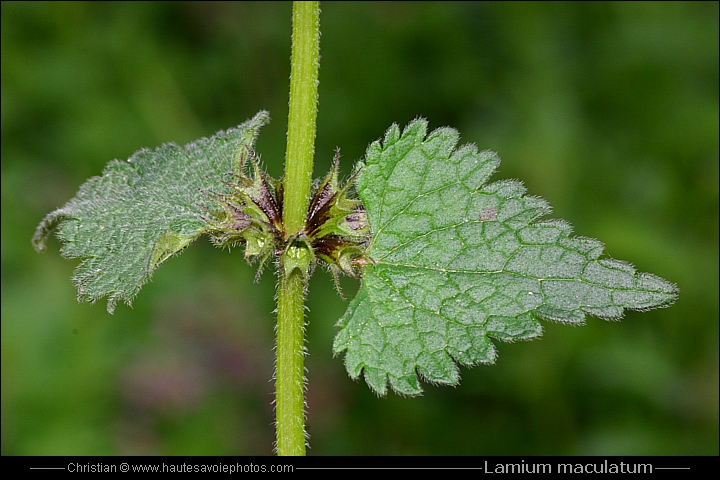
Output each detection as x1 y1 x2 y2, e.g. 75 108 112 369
32 210 66 253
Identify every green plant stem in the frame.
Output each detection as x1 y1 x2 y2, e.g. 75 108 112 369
276 1 320 456
283 1 320 236
275 270 308 456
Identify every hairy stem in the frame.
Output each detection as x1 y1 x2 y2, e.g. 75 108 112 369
283 1 320 236
275 269 308 456
275 1 320 456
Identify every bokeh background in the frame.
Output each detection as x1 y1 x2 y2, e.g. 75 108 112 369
2 2 717 456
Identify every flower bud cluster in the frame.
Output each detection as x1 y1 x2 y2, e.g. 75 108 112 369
203 149 370 284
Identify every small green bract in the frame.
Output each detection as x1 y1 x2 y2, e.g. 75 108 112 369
332 119 678 396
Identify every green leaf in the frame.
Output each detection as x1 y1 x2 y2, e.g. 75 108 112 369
33 111 270 313
333 119 678 396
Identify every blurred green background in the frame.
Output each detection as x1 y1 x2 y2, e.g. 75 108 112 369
2 2 717 456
